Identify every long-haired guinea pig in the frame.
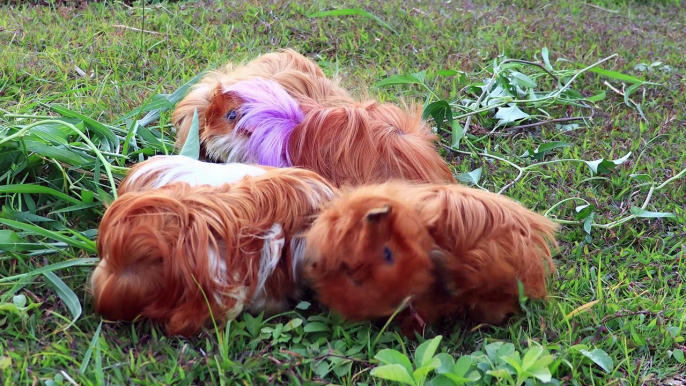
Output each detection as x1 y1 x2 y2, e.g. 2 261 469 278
91 165 338 336
190 76 455 186
171 48 351 158
303 182 559 336
171 49 455 187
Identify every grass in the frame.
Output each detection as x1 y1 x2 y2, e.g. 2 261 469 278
1 0 685 384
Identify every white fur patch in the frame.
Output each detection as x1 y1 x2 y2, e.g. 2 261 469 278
249 223 286 310
127 155 266 190
224 286 249 321
208 246 228 306
289 237 307 282
204 135 255 164
209 246 251 320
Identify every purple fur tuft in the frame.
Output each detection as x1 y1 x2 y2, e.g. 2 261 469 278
222 78 304 167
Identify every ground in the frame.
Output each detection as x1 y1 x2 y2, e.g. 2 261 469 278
0 0 685 385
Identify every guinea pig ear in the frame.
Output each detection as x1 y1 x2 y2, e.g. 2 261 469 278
365 205 392 223
428 249 445 263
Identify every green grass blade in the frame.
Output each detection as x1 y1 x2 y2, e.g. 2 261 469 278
0 258 98 283
0 218 96 253
179 108 200 159
308 8 398 35
0 184 82 205
50 104 120 151
79 320 102 374
43 271 82 330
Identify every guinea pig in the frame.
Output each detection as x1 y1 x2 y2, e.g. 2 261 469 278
197 76 455 186
303 182 559 336
91 166 338 336
171 48 351 158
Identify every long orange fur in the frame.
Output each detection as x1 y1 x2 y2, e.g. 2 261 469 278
172 48 351 154
304 182 559 336
173 49 456 186
91 167 338 336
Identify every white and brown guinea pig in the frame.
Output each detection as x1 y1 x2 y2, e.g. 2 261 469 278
91 155 338 336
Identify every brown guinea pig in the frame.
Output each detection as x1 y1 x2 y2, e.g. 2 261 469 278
303 182 559 336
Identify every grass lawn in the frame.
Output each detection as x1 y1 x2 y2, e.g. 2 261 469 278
1 0 685 384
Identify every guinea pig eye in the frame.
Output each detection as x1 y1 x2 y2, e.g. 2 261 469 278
225 110 238 120
383 246 393 264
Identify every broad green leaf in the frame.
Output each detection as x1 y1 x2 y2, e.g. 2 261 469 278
494 104 530 126
308 8 398 34
496 342 516 359
510 71 537 88
574 204 595 220
314 360 330 377
467 370 482 382
612 151 632 165
630 206 676 218
375 349 414 375
452 355 473 377
440 373 475 385
587 91 606 102
422 100 453 131
414 335 443 368
0 258 98 284
557 123 580 132
0 356 11 371
531 141 572 160
43 271 82 330
295 301 311 310
579 348 614 373
375 73 425 88
673 349 685 363
583 212 595 234
486 368 514 381
281 318 303 332
0 230 25 245
629 173 652 182
532 354 555 369
585 158 615 175
332 361 353 378
456 168 482 186
413 357 441 382
436 70 459 77
81 190 94 204
503 356 522 373
528 366 552 383
667 325 680 338
541 47 553 71
0 184 81 205
450 120 464 148
13 294 27 308
79 320 102 374
429 374 461 386
303 322 330 333
434 353 455 375
179 108 201 159
521 346 543 371
370 364 416 385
